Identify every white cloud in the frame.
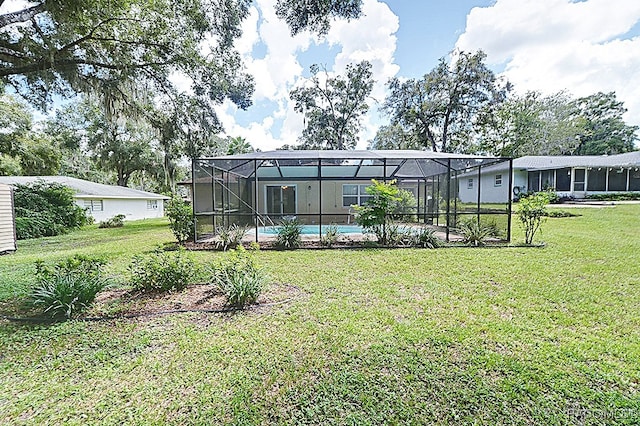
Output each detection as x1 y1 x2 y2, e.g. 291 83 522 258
456 0 640 127
215 0 400 151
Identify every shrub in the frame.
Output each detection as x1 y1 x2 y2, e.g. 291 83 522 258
517 192 551 245
586 192 640 201
459 221 491 247
214 224 248 251
391 188 418 221
31 255 108 319
545 210 581 218
129 250 196 292
14 181 89 239
210 247 265 308
320 224 340 247
98 214 126 228
385 223 414 247
354 179 402 245
165 196 194 244
275 218 302 249
411 227 441 249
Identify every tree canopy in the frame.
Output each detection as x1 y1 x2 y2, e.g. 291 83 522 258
290 61 373 150
573 92 638 155
382 50 510 153
275 0 363 36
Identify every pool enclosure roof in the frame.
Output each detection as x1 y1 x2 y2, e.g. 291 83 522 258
196 150 510 180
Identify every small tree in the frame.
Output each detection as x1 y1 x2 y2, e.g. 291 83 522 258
165 196 194 244
516 192 551 245
354 179 402 245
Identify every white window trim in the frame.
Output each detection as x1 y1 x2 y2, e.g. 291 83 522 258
147 200 158 210
467 178 474 190
495 174 503 187
342 184 371 207
84 199 104 212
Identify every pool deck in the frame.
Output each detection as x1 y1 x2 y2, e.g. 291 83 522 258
198 224 463 245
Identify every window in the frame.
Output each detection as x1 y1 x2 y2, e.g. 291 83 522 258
342 184 371 207
147 200 158 210
494 174 502 187
84 200 103 212
467 179 474 190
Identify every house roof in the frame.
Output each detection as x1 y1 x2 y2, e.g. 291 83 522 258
455 151 640 178
0 176 169 199
514 151 640 170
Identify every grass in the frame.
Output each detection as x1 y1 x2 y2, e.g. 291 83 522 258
1 208 640 424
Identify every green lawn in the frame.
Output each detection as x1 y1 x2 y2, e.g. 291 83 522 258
1 207 639 424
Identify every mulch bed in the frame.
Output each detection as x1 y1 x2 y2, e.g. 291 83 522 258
1 282 304 323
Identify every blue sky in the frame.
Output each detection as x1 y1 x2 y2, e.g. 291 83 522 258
216 0 640 151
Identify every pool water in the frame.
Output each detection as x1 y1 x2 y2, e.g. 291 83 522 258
259 224 364 235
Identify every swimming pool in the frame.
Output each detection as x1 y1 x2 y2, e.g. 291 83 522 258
259 224 365 235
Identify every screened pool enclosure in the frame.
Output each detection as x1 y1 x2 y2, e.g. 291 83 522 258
191 150 513 243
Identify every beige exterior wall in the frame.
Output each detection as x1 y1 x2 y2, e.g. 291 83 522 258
0 184 16 253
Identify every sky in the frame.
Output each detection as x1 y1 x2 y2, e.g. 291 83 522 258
215 0 640 151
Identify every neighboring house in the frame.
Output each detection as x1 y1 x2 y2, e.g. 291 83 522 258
458 151 640 203
0 183 17 253
0 176 169 222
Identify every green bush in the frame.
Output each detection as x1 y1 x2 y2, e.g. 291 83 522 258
98 214 126 228
165 196 194 244
31 255 108 319
411 227 441 248
586 192 640 201
214 224 248 251
354 179 402 245
129 250 196 292
210 247 265 308
276 218 302 249
545 210 580 218
14 181 89 239
458 221 491 247
320 224 340 247
516 192 551 245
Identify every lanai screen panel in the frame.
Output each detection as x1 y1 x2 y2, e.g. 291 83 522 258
193 151 512 242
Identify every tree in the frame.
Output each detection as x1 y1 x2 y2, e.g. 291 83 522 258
1 0 362 111
573 92 638 155
516 191 551 245
226 136 253 155
0 91 62 175
275 0 363 35
368 124 422 150
87 120 158 187
290 61 373 150
382 50 509 153
476 91 584 157
146 93 226 191
0 0 254 112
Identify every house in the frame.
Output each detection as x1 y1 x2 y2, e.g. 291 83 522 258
458 151 640 203
192 150 513 242
0 176 169 222
0 183 16 253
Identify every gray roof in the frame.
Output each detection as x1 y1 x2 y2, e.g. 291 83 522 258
0 176 169 199
514 151 640 170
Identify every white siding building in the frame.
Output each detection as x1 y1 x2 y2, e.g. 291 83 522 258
458 151 640 202
0 183 16 253
0 176 169 222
